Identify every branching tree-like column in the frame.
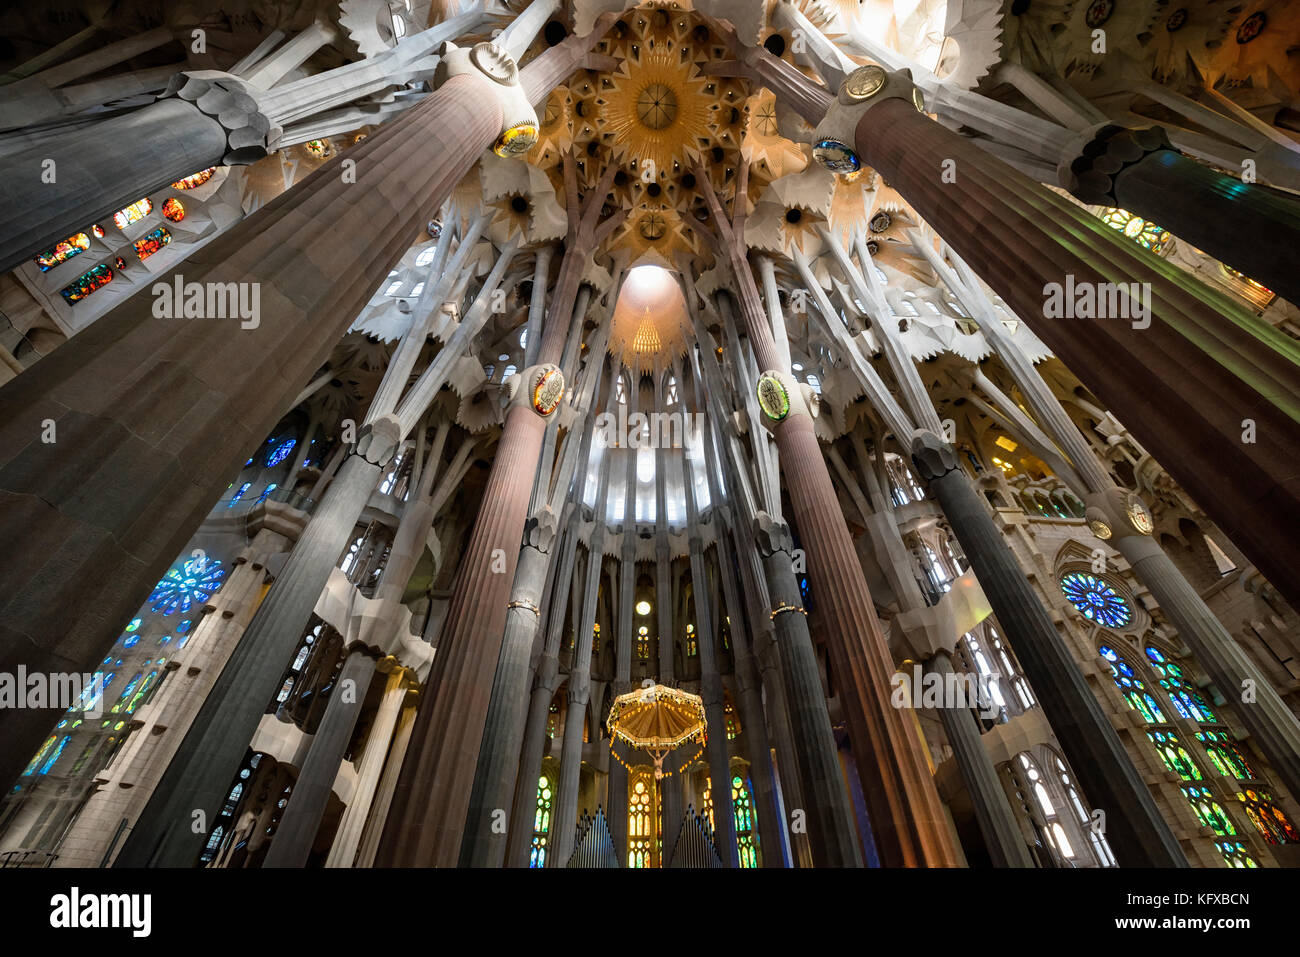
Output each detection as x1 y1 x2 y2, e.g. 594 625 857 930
692 158 960 867
460 323 607 868
0 10 491 272
810 65 1300 616
0 47 529 796
116 231 520 867
917 241 1300 809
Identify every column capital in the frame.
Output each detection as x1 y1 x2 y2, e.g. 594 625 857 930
753 510 794 557
163 71 278 164
1059 123 1174 206
909 429 959 482
503 364 566 420
524 505 560 553
434 40 538 158
810 66 925 176
1082 486 1156 544
355 414 403 468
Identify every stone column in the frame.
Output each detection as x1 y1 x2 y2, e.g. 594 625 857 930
910 431 1186 867
375 393 554 867
325 662 408 867
0 12 494 272
353 698 418 868
951 271 1300 806
814 68 1300 617
753 513 864 867
115 422 402 867
680 421 738 868
1063 125 1300 306
694 157 958 866
0 60 518 792
263 648 377 867
460 508 560 866
505 512 579 866
926 652 1034 867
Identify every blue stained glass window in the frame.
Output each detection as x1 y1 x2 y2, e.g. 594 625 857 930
39 735 72 775
125 618 141 632
254 483 278 505
1061 572 1132 628
266 439 296 467
176 619 193 635
148 556 225 616
122 635 140 649
229 482 252 507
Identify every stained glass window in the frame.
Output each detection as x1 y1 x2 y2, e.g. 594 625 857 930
732 773 759 868
1216 840 1258 868
1236 789 1300 844
304 139 332 159
1145 646 1216 722
113 198 153 230
60 264 113 303
148 556 225 615
1099 645 1164 723
161 198 185 222
1062 573 1132 628
171 168 216 190
1146 730 1203 780
724 699 740 740
1181 785 1236 836
1099 207 1172 254
133 226 171 260
685 623 697 657
266 438 296 467
34 232 90 271
229 482 252 507
637 625 650 660
628 774 655 868
254 483 278 505
37 735 72 774
1195 729 1255 780
529 774 554 867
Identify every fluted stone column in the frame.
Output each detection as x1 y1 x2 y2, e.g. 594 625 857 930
754 513 864 867
681 434 738 868
116 422 402 867
953 281 1300 807
910 431 1186 867
375 397 552 867
325 662 409 867
822 70 1300 617
263 648 377 867
926 652 1034 867
0 66 510 793
354 698 418 868
694 157 958 865
460 508 559 866
506 512 579 866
